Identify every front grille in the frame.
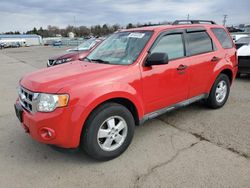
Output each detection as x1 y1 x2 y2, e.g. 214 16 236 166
48 59 56 67
238 56 250 60
18 86 35 113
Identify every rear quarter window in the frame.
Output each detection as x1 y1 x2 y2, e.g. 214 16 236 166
211 28 233 49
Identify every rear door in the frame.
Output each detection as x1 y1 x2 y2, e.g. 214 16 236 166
141 30 189 113
183 29 217 98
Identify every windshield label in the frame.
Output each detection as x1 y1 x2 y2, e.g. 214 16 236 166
128 33 145 38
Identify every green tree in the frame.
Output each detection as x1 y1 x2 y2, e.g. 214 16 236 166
126 23 135 29
32 27 38 34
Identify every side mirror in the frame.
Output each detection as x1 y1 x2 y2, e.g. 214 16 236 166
145 52 169 66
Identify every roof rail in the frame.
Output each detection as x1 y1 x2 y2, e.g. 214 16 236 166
172 20 217 25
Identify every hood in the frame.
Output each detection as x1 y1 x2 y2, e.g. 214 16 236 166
49 50 89 61
237 45 250 56
20 61 128 93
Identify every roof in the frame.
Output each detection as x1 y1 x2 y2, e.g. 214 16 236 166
0 34 41 39
122 24 224 33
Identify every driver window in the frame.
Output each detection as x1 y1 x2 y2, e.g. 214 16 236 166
151 34 184 60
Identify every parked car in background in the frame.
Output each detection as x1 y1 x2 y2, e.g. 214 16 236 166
47 38 102 67
0 42 5 49
15 20 237 160
235 37 250 49
0 42 21 49
231 34 248 42
10 42 21 48
236 37 250 76
52 41 62 46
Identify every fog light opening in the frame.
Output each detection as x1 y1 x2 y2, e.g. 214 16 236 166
39 127 56 140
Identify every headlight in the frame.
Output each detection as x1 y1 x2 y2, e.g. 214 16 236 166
56 58 72 64
37 93 69 112
64 58 72 62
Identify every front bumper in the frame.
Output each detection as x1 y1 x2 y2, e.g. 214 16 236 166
14 100 85 148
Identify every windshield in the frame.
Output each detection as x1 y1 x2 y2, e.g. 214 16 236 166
87 31 152 65
72 38 98 51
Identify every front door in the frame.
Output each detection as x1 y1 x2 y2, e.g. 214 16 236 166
141 32 189 114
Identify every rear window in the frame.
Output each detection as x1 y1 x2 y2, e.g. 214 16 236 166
211 28 233 49
185 31 213 56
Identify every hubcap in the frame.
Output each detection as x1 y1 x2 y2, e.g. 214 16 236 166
215 80 227 103
97 116 128 151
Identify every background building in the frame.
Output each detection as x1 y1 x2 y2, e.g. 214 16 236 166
0 34 42 46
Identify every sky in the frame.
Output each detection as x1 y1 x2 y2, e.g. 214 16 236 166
0 0 250 32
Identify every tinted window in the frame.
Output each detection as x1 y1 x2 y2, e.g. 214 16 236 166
151 34 184 60
186 31 213 56
211 28 233 48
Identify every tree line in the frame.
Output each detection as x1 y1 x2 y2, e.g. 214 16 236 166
2 21 171 38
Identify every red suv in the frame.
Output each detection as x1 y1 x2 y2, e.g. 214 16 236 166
14 20 237 160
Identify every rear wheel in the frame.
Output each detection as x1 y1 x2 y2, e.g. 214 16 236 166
236 72 241 78
81 103 135 161
205 73 230 109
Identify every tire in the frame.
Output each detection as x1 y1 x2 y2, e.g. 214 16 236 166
205 73 230 109
236 72 241 78
81 102 135 161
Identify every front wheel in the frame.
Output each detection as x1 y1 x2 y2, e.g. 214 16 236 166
205 73 230 109
81 103 135 161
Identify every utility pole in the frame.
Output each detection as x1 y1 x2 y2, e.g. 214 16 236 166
223 15 228 26
187 14 190 20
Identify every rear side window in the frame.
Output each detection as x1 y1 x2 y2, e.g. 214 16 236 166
151 34 184 60
185 31 213 56
211 28 233 49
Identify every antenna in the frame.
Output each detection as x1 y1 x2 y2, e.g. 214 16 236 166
223 15 228 26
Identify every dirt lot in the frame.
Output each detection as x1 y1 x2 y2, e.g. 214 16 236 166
0 46 249 188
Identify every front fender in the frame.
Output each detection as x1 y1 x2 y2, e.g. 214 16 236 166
79 83 144 119
69 82 144 147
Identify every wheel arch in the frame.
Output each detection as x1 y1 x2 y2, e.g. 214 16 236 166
105 98 140 125
208 66 234 93
81 91 144 125
220 68 233 84
87 97 141 126
73 92 144 147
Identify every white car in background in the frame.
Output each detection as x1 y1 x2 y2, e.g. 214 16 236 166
231 34 248 42
236 37 250 76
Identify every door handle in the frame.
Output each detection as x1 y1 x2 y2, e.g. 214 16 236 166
211 56 220 62
177 64 188 71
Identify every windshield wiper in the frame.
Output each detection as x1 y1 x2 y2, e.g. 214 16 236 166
91 58 110 64
82 57 92 62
